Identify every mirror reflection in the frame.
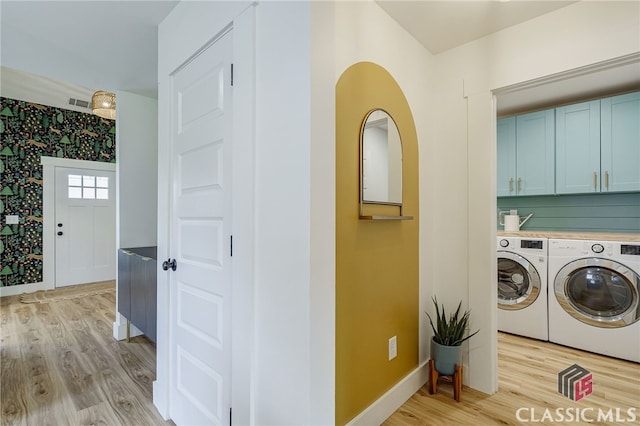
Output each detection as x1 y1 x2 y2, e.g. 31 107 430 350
361 109 402 205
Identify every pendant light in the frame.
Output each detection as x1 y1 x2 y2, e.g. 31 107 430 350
91 90 116 119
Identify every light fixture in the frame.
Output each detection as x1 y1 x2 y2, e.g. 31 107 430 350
91 90 116 119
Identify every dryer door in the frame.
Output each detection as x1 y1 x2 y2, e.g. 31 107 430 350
554 258 640 327
497 251 541 310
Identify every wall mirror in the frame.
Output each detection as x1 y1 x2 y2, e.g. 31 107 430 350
361 109 403 205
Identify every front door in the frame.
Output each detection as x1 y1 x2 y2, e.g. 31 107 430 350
55 166 115 287
168 30 233 425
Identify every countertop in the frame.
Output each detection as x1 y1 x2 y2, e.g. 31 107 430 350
497 230 640 242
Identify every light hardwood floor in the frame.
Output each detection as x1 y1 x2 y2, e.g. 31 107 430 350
2 287 639 426
384 332 640 425
1 285 171 426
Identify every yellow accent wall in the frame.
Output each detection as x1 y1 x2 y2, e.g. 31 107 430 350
336 62 419 425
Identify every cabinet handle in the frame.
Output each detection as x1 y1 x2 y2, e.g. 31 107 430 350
517 177 522 193
509 178 514 194
605 171 609 190
593 172 597 191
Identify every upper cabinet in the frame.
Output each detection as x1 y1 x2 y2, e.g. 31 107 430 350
497 116 516 196
555 100 601 193
601 92 640 193
556 92 640 194
497 109 555 197
499 91 640 198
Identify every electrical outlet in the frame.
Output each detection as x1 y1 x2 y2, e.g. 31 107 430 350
388 336 397 360
6 215 19 225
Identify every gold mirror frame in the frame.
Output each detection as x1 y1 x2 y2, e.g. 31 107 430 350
360 108 403 206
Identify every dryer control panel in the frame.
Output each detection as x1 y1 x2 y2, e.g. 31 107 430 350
621 244 640 256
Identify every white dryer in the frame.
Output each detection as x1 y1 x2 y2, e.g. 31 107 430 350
497 236 548 340
548 239 640 363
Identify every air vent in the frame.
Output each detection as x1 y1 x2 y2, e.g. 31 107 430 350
68 98 91 109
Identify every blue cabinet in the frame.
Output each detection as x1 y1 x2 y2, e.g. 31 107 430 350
497 109 555 196
117 247 157 342
516 110 555 196
555 100 601 194
601 91 640 193
555 92 640 194
497 117 516 196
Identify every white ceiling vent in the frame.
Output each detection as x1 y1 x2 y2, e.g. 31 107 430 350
68 98 91 109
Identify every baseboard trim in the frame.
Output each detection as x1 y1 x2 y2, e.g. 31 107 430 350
112 317 143 341
0 281 52 298
346 361 429 426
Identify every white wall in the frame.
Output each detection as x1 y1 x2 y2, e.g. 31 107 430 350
253 2 313 423
115 91 158 249
310 2 336 423
430 0 640 394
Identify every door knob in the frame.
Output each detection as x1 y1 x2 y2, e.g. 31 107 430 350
57 231 63 236
162 258 177 271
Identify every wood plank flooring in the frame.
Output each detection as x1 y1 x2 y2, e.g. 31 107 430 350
3 285 639 425
384 332 640 425
1 285 171 426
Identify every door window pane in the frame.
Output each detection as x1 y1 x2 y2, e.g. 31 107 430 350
96 188 109 199
68 187 82 199
83 175 95 187
83 187 96 199
96 176 109 188
68 174 82 187
67 174 109 200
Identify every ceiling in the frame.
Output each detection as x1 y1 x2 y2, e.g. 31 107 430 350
1 1 638 115
1 0 178 107
376 0 576 54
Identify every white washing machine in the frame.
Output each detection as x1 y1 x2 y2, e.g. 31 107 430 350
497 236 548 340
548 239 640 363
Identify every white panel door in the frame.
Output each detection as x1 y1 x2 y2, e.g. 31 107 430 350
55 167 115 287
168 30 233 426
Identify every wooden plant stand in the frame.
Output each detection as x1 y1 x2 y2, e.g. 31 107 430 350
428 358 462 402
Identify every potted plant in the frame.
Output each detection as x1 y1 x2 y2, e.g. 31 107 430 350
426 296 479 375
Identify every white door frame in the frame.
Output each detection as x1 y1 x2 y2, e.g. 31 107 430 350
155 4 256 423
41 156 116 291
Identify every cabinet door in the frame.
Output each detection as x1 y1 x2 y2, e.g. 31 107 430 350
601 91 640 192
497 117 516 196
130 255 147 334
117 250 132 318
516 109 555 196
143 257 157 343
556 100 601 194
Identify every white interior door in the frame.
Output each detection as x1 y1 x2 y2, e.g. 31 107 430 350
168 30 233 425
55 167 116 287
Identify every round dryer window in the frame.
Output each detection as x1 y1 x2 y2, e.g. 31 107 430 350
555 258 640 327
497 252 541 311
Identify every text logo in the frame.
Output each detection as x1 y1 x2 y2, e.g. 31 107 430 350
558 364 592 401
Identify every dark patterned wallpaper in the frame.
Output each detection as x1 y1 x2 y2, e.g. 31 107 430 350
0 97 116 287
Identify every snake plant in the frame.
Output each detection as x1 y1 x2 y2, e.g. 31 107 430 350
426 296 479 346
